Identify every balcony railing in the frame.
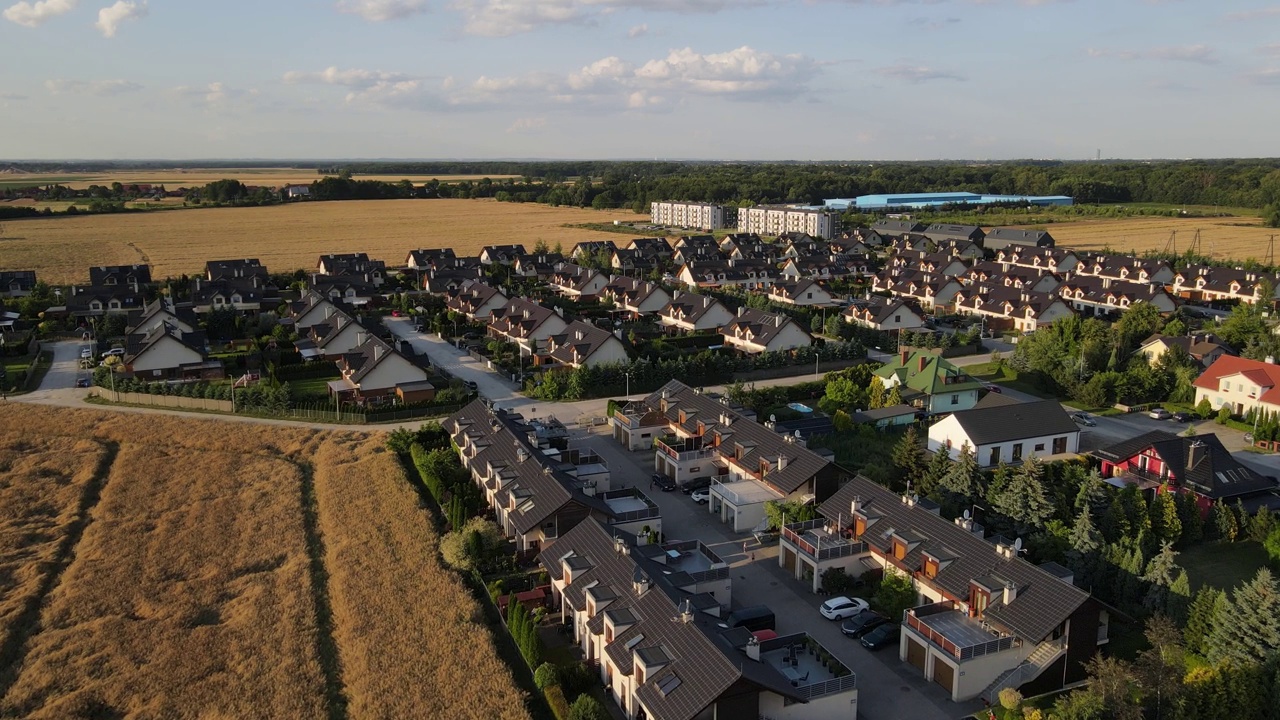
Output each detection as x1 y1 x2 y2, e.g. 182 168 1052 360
781 520 867 561
655 436 717 462
905 603 1017 662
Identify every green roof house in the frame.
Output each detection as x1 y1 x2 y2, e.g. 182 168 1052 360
874 350 983 415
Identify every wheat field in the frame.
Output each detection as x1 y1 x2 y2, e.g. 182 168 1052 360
0 404 529 720
0 169 518 190
1019 217 1279 261
0 199 640 284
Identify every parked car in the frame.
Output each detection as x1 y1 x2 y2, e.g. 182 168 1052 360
1171 411 1194 423
1149 407 1172 420
75 377 91 388
982 383 1002 393
101 347 125 358
652 473 676 492
680 477 712 494
860 623 901 651
820 596 870 621
80 347 93 359
463 380 479 392
1071 412 1097 427
840 610 888 638
690 488 711 504
725 605 775 631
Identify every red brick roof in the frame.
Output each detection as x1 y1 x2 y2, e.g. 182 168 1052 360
1193 355 1280 405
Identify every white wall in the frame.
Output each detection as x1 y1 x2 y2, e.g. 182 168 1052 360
357 353 429 393
759 689 857 720
580 336 631 367
928 417 1078 466
131 337 203 374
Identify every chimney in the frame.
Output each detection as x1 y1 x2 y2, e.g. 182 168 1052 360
777 455 787 471
738 306 745 317
1003 582 1018 605
1268 356 1276 365
745 634 761 662
1187 440 1204 469
356 331 369 346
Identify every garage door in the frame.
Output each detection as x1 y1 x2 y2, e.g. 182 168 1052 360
906 638 926 671
933 658 955 694
782 547 796 573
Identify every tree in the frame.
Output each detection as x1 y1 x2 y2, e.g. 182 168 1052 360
884 384 903 408
1049 688 1105 720
1266 526 1280 565
1167 569 1193 624
1073 469 1108 516
1134 615 1186 720
998 687 1023 713
1205 568 1280 665
1149 490 1182 546
1084 654 1142 720
1141 541 1180 615
823 374 864 412
867 376 887 409
1248 507 1275 544
989 456 1053 531
1195 396 1213 419
939 443 982 500
1211 500 1238 542
533 662 560 690
1183 586 1225 656
920 447 952 497
1175 491 1203 547
891 425 924 490
1066 509 1104 588
873 570 917 623
440 517 506 572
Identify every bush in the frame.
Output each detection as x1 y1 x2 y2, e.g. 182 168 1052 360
560 661 598 696
544 685 571 720
567 694 609 720
1266 526 1280 565
534 662 561 691
1217 406 1232 424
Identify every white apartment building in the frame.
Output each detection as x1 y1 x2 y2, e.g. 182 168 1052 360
650 201 727 231
738 206 840 240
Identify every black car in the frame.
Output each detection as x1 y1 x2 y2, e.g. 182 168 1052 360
680 477 712 495
652 474 677 491
840 610 887 638
1171 411 1194 423
860 623 900 651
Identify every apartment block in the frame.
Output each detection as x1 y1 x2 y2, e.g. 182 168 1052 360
650 201 728 231
738 206 841 240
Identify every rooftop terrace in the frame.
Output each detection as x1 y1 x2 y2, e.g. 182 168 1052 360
755 633 856 700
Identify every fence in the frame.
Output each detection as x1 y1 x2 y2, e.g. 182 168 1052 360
733 357 870 383
91 387 234 412
91 386 463 425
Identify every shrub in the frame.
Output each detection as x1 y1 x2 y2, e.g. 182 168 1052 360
998 687 1023 711
534 662 560 690
567 694 609 720
544 685 571 720
1217 406 1231 424
1266 526 1280 565
560 661 598 696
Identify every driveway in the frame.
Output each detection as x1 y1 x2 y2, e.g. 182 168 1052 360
575 426 976 720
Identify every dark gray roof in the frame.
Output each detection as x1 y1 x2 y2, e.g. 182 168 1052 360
1092 430 1278 501
851 404 917 422
545 321 626 366
721 308 811 350
659 292 729 327
986 228 1054 247
205 258 267 281
0 270 37 291
945 399 1078 446
819 476 1090 642
89 264 152 286
923 224 985 243
872 219 926 234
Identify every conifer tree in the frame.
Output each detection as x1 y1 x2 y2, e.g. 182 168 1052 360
1183 586 1225 656
990 456 1053 531
891 425 924 491
1175 491 1203 546
1149 490 1182 546
1205 568 1280 665
920 446 952 497
1066 509 1103 588
1248 507 1275 544
1140 541 1179 615
1166 569 1192 624
1211 500 1238 542
940 443 982 500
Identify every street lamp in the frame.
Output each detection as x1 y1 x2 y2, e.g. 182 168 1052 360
624 369 632 398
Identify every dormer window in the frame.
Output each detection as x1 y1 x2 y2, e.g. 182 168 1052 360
892 538 907 560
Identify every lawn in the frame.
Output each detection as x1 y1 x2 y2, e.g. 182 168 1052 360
963 361 1056 400
1179 541 1271 592
289 377 335 402
1 355 32 392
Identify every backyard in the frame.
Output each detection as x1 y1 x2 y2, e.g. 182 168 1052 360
1178 541 1271 592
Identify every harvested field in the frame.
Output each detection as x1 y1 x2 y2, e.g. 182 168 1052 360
311 436 529 720
0 198 642 284
0 168 518 190
0 404 528 720
1017 216 1279 261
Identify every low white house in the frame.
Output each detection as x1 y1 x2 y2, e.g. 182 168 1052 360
927 397 1080 467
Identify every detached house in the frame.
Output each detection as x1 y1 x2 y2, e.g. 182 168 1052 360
603 276 671 318
544 519 859 720
317 253 385 286
843 297 924 332
90 264 152 287
875 351 983 415
1093 430 1280 514
446 281 509 322
285 291 346 333
543 321 631 369
721 308 812 355
984 228 1054 251
512 253 565 279
777 476 1104 703
658 292 735 334
1139 333 1235 369
296 310 380 360
405 248 457 270
927 397 1080 467
126 298 198 337
328 336 429 402
625 237 673 260
1192 355 1280 418
0 270 37 297
610 249 660 276
572 240 617 260
479 245 528 265
548 263 608 300
123 323 221 381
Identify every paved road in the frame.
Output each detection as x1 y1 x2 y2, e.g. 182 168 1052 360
573 425 973 720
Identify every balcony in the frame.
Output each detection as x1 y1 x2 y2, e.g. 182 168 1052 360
758 633 857 701
655 435 717 462
658 539 729 584
599 488 661 524
905 602 1018 662
782 519 868 562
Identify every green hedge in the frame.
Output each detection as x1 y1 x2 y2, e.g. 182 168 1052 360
544 685 570 720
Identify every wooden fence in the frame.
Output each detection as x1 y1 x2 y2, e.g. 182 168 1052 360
91 387 234 412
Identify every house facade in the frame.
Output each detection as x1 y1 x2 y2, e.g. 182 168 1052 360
721 308 813 355
927 399 1080 467
843 297 924 332
1192 355 1280 417
542 321 631 369
657 292 735 334
875 351 982 415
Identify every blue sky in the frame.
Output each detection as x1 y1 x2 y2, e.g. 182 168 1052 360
1 0 1279 160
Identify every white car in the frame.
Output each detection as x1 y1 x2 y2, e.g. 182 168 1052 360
80 347 93 359
820 596 870 620
690 488 710 504
101 348 125 358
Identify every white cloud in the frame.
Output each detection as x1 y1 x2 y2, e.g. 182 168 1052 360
634 46 817 96
454 0 746 37
283 66 415 88
506 117 546 133
173 81 257 108
568 56 633 91
283 66 437 109
1246 68 1280 85
1224 6 1280 21
45 78 142 95
627 22 647 37
3 0 74 26
1089 44 1218 65
874 63 965 83
1262 43 1280 57
336 0 428 21
95 0 146 38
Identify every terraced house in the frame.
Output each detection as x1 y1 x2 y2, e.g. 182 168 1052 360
445 280 509 321
778 476 1104 704
720 308 813 355
549 263 608 300
614 381 842 531
602 276 672 318
544 519 858 720
657 292 735 334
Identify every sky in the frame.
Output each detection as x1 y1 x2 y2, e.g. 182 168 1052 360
1 0 1279 161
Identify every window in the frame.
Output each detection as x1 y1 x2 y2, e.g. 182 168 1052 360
1034 443 1045 452
989 447 1001 465
924 559 939 579
893 539 906 560
1011 444 1023 462
951 394 959 405
1053 437 1068 454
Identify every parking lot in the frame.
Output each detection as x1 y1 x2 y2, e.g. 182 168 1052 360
574 425 980 720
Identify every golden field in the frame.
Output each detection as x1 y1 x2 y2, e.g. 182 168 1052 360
0 168 518 190
0 198 642 284
0 405 528 720
1016 216 1279 260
